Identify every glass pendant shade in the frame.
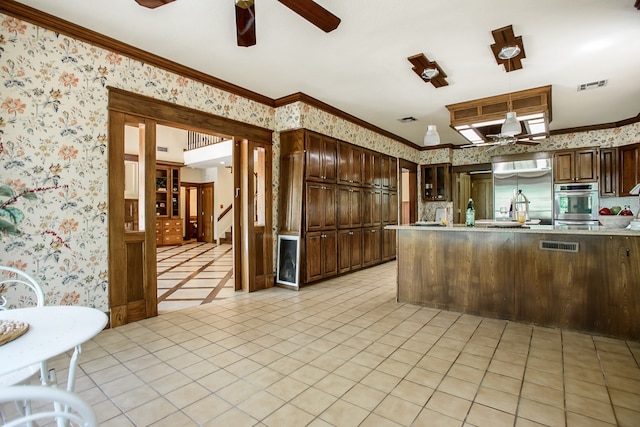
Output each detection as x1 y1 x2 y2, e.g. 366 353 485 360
501 112 521 136
424 125 440 146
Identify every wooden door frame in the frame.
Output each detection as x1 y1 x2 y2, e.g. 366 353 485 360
108 88 272 326
398 159 418 224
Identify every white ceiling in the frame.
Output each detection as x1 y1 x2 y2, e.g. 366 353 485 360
14 0 640 147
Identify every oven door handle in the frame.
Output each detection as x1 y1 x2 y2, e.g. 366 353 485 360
554 191 595 197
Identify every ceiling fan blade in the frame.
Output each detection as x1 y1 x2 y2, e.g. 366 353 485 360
515 140 540 146
135 0 175 8
277 0 341 32
235 2 256 47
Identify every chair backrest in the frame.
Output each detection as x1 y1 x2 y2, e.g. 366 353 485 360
0 385 97 427
0 266 45 310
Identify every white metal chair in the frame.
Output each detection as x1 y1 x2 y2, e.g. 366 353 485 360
0 385 97 427
0 266 51 388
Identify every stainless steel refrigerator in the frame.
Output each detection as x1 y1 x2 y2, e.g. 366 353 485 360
492 157 553 224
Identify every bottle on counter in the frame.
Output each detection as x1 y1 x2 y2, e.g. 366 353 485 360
465 198 475 227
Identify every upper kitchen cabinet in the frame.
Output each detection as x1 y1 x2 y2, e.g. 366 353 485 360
422 163 450 201
553 148 598 183
362 150 381 187
305 132 337 182
337 142 363 185
599 148 618 197
619 143 640 196
381 156 398 190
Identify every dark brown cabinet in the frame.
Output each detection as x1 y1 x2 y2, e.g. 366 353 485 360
382 191 398 225
279 128 397 286
305 183 336 231
362 188 382 227
553 148 598 183
338 228 362 274
337 186 362 229
305 230 337 282
363 150 380 187
362 227 382 267
382 228 396 261
306 132 337 182
619 143 640 196
422 163 450 201
382 156 398 190
600 148 618 197
337 143 363 185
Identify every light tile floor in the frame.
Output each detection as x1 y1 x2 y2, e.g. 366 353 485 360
4 261 640 426
157 242 234 313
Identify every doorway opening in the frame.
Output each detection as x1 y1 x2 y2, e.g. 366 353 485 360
108 88 273 327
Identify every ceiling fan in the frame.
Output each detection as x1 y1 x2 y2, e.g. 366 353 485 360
135 0 341 47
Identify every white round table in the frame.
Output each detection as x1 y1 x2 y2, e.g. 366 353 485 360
0 306 108 389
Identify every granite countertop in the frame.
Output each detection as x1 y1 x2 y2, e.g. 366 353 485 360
386 222 640 236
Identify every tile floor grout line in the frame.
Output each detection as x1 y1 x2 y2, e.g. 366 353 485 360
158 244 232 303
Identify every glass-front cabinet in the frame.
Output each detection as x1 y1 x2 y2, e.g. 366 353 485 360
155 164 180 218
421 163 451 201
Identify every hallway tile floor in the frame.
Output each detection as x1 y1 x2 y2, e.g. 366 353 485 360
3 262 639 426
157 242 234 313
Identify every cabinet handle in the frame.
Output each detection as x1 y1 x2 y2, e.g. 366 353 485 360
371 229 376 233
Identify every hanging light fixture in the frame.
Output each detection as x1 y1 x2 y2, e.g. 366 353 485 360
423 125 440 146
500 46 522 137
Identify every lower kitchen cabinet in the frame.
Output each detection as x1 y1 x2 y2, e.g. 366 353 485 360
382 228 396 261
362 227 382 267
156 218 183 246
338 228 362 274
305 230 337 283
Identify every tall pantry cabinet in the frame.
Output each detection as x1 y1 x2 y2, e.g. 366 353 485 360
279 129 398 286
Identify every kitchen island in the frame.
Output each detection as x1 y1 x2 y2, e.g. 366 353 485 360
388 224 640 341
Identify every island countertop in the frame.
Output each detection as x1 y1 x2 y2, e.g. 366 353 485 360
386 223 640 237
392 223 640 341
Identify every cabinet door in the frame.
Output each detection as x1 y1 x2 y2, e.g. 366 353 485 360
306 230 337 282
575 149 598 182
337 143 362 185
305 132 324 181
362 151 378 187
382 191 398 225
338 228 362 274
554 151 574 183
305 183 336 231
362 227 382 267
422 164 451 201
363 188 382 227
305 232 323 282
383 228 396 261
337 186 361 228
388 157 398 190
600 148 618 197
620 145 639 196
322 230 338 278
322 137 337 182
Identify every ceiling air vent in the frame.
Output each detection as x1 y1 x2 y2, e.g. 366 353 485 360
157 146 168 152
539 240 579 252
577 80 607 91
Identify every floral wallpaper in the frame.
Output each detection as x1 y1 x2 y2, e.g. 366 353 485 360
0 14 277 311
1 11 638 312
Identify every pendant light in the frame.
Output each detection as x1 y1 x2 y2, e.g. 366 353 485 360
423 125 440 146
499 45 522 137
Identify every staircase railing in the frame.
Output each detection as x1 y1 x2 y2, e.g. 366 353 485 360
217 204 232 222
187 130 226 151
